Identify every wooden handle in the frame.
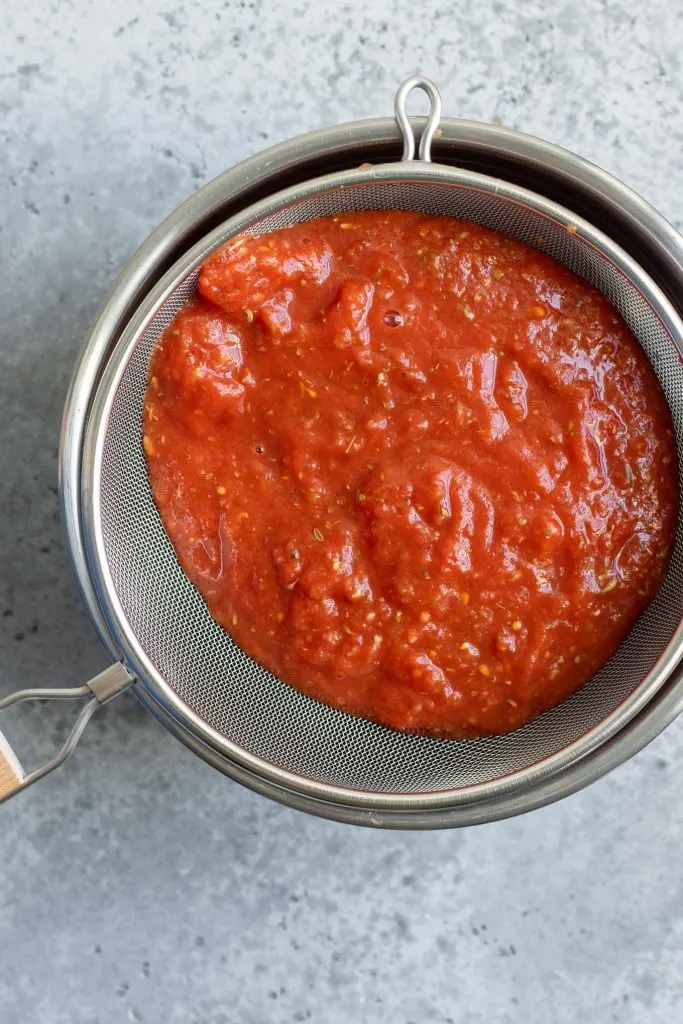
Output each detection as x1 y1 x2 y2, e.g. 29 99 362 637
0 729 24 800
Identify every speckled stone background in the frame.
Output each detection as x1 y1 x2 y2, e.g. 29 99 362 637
2 1 683 1021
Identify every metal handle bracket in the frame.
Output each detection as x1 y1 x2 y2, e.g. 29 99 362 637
0 663 133 804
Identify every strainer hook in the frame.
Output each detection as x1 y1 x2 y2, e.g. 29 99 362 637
394 75 443 162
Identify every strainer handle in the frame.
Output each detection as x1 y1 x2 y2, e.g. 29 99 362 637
394 75 443 162
0 663 132 805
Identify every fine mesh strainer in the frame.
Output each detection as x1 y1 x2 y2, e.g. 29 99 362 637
1 77 682 828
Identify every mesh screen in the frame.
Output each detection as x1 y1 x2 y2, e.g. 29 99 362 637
98 179 683 795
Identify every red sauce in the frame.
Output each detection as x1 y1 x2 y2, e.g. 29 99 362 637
143 211 678 738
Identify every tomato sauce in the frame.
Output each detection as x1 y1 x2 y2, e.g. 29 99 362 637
143 211 678 738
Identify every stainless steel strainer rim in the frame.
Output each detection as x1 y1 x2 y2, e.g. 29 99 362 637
80 156 683 814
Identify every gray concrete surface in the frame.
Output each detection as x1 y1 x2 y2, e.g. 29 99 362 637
1 1 683 1021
